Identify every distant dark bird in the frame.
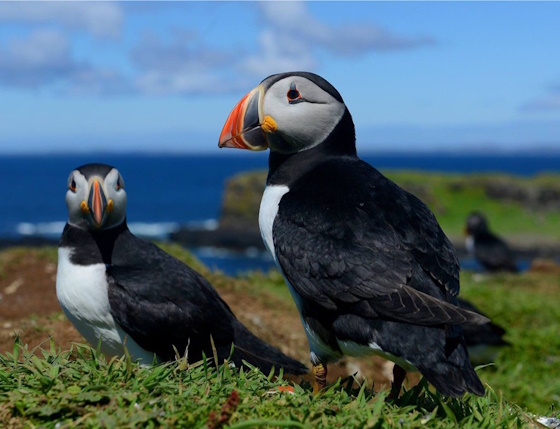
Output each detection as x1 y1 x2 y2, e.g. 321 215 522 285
218 71 488 397
56 163 307 376
465 212 518 273
457 298 510 365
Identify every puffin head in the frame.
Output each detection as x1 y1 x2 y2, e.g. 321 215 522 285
65 163 127 231
219 72 352 155
465 211 489 237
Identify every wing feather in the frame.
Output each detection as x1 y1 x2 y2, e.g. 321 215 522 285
273 159 487 326
107 232 235 361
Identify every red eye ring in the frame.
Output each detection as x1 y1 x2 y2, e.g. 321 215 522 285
287 88 302 102
69 179 76 192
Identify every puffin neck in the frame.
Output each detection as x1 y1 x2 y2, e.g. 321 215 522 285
267 108 357 186
90 220 128 264
61 220 128 266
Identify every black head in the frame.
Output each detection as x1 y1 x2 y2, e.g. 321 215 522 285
466 212 490 236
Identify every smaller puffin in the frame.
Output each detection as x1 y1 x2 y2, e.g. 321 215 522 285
465 212 518 273
56 163 307 375
457 297 509 365
218 72 489 397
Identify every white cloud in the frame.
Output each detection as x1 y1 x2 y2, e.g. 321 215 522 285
0 2 122 38
0 29 80 87
130 30 245 95
521 83 560 111
240 29 316 77
108 2 434 96
0 2 433 96
0 2 127 94
239 2 432 82
0 29 130 94
257 2 433 57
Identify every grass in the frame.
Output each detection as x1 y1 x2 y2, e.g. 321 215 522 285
0 340 543 428
459 271 560 414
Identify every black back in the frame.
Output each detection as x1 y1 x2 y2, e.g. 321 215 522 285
60 223 308 374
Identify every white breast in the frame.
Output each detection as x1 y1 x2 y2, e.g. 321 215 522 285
56 247 156 364
259 185 341 363
259 185 290 263
465 236 475 254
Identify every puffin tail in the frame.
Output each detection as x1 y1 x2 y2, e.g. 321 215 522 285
230 319 308 376
416 332 486 398
419 361 485 398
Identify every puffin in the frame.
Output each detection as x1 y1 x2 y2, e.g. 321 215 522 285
56 163 308 375
218 72 488 397
465 212 518 273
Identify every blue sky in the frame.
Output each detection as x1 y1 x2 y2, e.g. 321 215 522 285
1 1 559 154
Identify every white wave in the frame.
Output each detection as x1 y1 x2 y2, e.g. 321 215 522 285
184 219 219 231
15 221 180 240
127 222 180 239
16 221 65 237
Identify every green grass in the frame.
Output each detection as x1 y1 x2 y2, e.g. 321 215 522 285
459 271 560 414
384 171 560 240
0 340 543 428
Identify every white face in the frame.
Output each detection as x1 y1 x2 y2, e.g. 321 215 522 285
262 76 346 154
65 167 127 231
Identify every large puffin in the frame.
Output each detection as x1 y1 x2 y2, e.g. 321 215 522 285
56 163 307 375
218 72 488 397
465 212 518 273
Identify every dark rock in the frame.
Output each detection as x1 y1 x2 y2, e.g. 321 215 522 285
170 171 266 251
169 227 264 251
0 236 58 250
483 179 560 211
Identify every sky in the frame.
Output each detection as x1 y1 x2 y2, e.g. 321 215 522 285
0 1 559 154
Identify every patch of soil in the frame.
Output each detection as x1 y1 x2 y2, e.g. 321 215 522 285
0 248 420 393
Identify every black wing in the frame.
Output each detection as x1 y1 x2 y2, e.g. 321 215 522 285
107 230 236 361
274 158 487 326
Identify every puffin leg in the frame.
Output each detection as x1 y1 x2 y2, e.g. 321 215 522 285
389 364 407 399
312 362 328 394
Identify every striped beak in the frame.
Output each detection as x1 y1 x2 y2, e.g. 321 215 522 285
88 179 107 228
218 85 270 151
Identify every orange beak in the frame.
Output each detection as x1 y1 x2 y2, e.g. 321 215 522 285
88 179 107 227
218 86 269 151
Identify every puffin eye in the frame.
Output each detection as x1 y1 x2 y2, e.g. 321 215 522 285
116 175 124 190
287 83 302 104
69 179 77 192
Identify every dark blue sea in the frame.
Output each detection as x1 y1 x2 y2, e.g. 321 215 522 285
1 152 558 274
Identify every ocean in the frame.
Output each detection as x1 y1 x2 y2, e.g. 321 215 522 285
1 152 558 274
